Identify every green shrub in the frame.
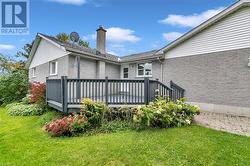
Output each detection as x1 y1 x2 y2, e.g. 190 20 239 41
104 106 137 122
38 110 64 126
6 103 44 116
21 95 32 104
81 98 107 127
133 98 200 129
45 98 199 137
0 71 29 105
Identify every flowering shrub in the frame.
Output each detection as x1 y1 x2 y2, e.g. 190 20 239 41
31 82 46 107
81 98 107 127
21 95 32 104
6 103 44 116
133 98 200 128
45 98 199 137
45 114 89 137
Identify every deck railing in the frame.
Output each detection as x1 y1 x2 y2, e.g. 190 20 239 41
46 77 184 113
170 80 185 101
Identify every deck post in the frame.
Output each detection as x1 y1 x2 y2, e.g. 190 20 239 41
105 77 108 105
61 76 68 113
144 77 149 105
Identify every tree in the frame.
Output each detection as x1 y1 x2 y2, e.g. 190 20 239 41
0 54 27 74
56 33 89 48
56 33 69 42
0 54 28 105
79 39 89 48
0 71 29 104
16 42 33 60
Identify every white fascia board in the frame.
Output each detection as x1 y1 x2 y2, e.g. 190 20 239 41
37 33 66 52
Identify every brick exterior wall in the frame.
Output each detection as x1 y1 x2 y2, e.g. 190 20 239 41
163 48 250 108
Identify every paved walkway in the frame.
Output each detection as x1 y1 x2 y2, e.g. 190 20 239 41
194 112 250 137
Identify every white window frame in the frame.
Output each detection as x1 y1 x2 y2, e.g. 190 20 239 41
137 63 152 77
31 67 36 78
49 61 58 76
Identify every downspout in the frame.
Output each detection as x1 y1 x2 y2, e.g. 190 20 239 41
157 57 163 82
77 55 81 102
77 56 80 79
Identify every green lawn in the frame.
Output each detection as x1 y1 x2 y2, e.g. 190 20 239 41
0 107 250 166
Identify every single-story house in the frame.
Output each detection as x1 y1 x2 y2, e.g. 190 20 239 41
27 0 250 116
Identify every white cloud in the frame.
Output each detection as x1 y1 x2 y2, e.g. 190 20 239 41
163 32 183 42
159 7 225 28
106 27 140 43
47 0 87 5
0 44 15 51
84 27 140 43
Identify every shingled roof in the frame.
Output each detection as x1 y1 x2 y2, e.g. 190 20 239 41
27 33 163 68
120 50 163 62
39 33 120 63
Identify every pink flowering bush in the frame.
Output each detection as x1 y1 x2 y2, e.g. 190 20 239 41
31 82 46 107
45 114 89 137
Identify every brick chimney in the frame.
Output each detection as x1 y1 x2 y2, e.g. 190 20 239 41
96 25 106 54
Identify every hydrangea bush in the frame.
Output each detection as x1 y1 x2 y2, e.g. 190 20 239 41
6 103 44 116
81 98 107 127
133 98 200 128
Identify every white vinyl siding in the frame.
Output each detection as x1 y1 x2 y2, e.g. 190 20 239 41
165 7 250 59
29 38 68 69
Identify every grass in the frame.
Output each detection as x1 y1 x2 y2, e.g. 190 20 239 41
0 107 250 166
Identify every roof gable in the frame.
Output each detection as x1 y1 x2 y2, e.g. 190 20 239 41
29 38 69 69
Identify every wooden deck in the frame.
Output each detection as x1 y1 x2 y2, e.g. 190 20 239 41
46 77 184 113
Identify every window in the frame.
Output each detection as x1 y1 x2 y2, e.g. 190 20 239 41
137 64 144 76
49 61 58 75
137 63 152 77
31 67 36 77
123 67 128 78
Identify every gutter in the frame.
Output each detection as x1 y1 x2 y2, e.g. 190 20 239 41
68 49 120 65
157 57 164 82
120 55 164 64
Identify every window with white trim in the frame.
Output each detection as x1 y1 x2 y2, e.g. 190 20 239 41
137 63 152 77
31 67 36 77
49 61 58 75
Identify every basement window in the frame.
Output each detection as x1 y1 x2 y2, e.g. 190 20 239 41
137 63 152 77
49 61 58 76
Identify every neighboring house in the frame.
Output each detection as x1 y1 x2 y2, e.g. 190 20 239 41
27 0 250 116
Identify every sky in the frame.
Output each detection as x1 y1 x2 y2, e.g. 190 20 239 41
0 0 236 58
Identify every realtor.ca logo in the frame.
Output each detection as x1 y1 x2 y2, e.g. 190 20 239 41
0 0 29 35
